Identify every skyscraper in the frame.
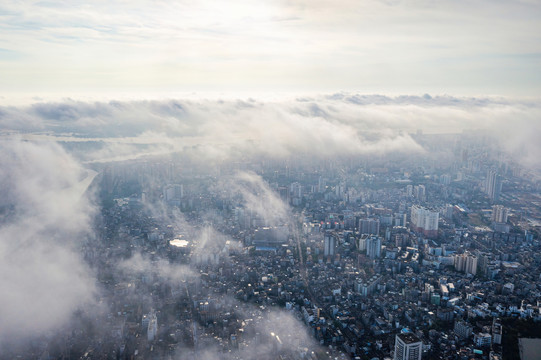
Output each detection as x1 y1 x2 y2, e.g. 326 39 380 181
485 169 502 202
394 332 422 360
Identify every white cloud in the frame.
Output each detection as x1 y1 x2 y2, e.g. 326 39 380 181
0 139 97 342
119 252 196 284
225 171 291 227
3 94 541 171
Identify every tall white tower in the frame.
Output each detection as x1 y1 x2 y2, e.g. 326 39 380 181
485 169 502 202
394 332 422 360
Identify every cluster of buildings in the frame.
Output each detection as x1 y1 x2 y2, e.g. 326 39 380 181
10 132 541 359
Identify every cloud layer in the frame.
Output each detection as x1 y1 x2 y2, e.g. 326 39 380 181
1 94 540 170
0 139 97 343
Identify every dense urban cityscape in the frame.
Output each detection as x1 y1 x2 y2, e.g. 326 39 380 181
3 129 540 359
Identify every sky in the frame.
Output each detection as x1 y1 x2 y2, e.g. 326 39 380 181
1 0 541 98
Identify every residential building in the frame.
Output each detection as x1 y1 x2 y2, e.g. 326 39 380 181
394 332 422 360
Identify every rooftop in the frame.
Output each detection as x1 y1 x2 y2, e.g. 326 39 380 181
397 332 421 344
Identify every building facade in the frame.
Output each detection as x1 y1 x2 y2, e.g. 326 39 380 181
485 169 502 202
410 205 439 238
394 332 422 360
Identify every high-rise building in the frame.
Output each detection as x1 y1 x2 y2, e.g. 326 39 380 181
324 232 337 257
290 182 303 206
414 185 426 202
366 235 381 259
485 169 502 202
444 204 454 221
394 212 407 227
359 218 380 235
357 234 368 251
395 233 409 248
406 184 413 197
394 332 422 360
163 184 183 206
454 252 477 276
318 176 326 193
410 205 439 238
466 255 478 275
290 182 302 198
491 205 508 223
440 174 451 185
454 253 465 272
492 318 502 345
147 311 158 342
454 320 473 339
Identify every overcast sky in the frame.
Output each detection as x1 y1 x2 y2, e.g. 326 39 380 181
1 0 540 98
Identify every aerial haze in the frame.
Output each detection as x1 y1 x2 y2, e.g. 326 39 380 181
1 1 541 359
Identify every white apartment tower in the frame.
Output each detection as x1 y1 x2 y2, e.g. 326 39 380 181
410 205 439 238
394 332 422 360
491 205 508 223
485 169 502 202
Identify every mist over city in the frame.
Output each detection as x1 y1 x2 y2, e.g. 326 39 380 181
1 1 541 360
